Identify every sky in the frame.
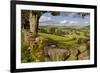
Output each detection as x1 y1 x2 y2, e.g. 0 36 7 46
39 12 90 26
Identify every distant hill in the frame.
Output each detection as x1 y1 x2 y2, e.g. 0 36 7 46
39 24 90 30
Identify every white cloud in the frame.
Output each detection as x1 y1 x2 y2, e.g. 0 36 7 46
60 20 68 24
84 21 89 24
69 21 80 24
39 16 51 22
60 20 81 25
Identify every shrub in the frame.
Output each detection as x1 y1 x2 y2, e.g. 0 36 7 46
47 26 55 34
28 37 48 62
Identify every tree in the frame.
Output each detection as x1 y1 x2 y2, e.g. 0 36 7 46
47 25 55 34
21 10 60 38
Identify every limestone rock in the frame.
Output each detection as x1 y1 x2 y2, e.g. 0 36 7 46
23 31 35 47
44 48 69 61
78 44 87 53
78 50 90 60
67 54 77 60
69 48 78 56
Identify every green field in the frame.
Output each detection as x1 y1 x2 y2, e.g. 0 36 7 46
39 33 77 46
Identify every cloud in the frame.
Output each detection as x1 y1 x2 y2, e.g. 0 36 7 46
60 20 68 24
60 20 81 25
39 16 51 22
69 20 80 24
84 21 89 24
60 12 78 17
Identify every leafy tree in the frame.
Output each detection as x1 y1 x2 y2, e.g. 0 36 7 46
55 29 65 36
21 10 60 38
47 26 55 34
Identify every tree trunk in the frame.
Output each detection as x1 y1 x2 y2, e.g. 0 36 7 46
29 11 39 38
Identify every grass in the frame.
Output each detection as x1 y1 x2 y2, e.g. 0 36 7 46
38 33 78 46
